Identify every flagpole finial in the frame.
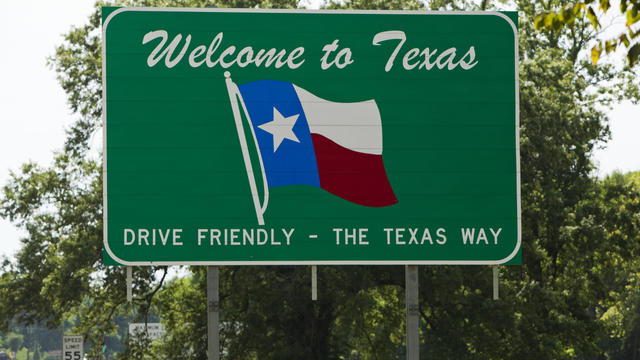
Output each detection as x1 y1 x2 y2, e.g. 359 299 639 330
224 71 231 79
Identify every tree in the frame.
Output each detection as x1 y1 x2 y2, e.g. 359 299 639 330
32 344 42 360
534 0 640 66
6 333 23 355
595 171 640 359
323 0 424 10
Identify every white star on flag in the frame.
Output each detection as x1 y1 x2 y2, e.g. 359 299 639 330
258 107 300 152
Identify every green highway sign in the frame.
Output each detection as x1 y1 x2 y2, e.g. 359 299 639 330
102 8 520 265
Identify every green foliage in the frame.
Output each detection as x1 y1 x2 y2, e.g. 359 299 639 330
147 274 206 360
624 170 640 189
323 0 424 10
116 329 155 360
6 333 23 353
535 0 640 66
32 344 41 360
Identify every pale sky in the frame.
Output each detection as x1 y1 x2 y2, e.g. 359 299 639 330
0 1 638 259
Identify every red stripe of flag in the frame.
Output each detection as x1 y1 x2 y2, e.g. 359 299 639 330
311 134 398 207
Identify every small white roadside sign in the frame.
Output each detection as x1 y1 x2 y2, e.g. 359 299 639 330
129 323 165 341
62 335 83 360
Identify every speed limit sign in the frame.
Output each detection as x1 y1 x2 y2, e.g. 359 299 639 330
62 335 83 360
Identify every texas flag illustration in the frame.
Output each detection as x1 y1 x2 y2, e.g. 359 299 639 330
229 76 397 212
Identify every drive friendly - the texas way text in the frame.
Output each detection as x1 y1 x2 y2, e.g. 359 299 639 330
122 227 504 247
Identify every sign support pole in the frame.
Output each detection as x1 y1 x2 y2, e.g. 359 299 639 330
126 266 132 302
492 265 499 300
207 266 220 360
311 265 318 301
406 265 419 360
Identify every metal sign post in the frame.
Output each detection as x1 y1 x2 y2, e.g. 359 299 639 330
493 265 499 300
207 266 220 360
311 265 318 301
126 266 132 302
406 265 419 360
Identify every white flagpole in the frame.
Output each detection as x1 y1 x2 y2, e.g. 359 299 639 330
236 82 270 215
224 71 267 225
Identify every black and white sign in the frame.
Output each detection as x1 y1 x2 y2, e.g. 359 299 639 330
129 323 165 341
62 335 83 360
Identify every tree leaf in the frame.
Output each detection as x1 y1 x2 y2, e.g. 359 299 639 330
552 15 564 30
587 6 601 29
561 6 575 24
545 12 556 28
627 6 640 26
534 13 546 30
591 44 601 65
620 0 628 12
628 43 640 66
619 33 630 47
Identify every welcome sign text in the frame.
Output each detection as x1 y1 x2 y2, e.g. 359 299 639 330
142 30 479 72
